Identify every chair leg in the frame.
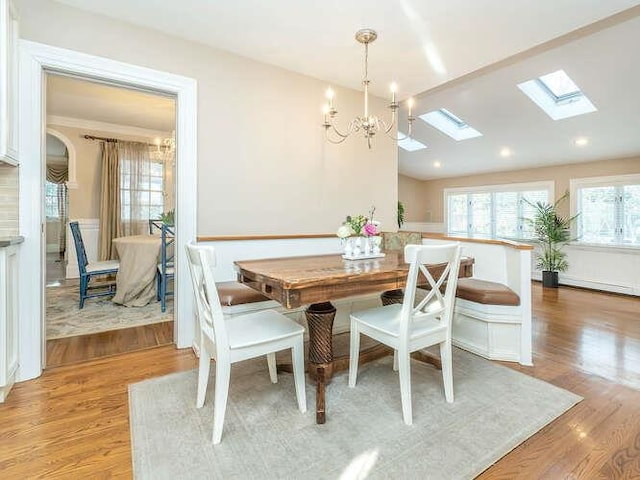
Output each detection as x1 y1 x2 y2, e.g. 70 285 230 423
156 274 161 301
292 341 307 413
348 321 360 387
398 351 413 425
440 339 454 403
212 359 231 445
196 341 211 408
393 350 398 372
160 275 167 313
267 352 277 383
79 276 87 309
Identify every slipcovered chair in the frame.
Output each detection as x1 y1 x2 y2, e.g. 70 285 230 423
185 243 307 444
348 243 462 425
69 221 119 309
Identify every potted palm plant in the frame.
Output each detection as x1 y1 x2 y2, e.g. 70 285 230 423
525 192 577 288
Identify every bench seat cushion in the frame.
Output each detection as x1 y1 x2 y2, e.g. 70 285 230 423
455 278 520 306
216 281 271 306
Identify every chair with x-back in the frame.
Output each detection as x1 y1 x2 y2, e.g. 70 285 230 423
69 221 120 309
348 243 462 425
185 243 307 444
156 223 175 312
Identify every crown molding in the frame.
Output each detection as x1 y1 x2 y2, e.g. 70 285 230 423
46 115 172 140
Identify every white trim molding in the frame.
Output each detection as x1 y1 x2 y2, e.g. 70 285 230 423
18 40 198 382
47 115 173 141
46 127 77 188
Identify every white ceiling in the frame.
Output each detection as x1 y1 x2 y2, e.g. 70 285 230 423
50 0 640 179
47 74 175 133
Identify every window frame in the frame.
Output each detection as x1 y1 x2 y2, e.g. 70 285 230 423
570 173 640 250
444 181 554 240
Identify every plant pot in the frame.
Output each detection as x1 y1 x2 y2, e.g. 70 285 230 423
542 270 559 288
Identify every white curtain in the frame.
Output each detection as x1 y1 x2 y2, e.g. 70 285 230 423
119 141 155 236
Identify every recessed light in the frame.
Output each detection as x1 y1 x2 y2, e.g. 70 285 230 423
574 137 589 147
433 160 441 168
500 147 512 158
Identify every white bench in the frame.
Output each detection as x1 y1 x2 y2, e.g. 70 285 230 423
422 235 533 366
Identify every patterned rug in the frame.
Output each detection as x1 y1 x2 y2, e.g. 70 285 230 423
46 284 173 339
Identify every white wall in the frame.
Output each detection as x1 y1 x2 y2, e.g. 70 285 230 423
17 0 398 236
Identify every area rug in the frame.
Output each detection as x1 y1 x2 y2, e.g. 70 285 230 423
47 284 172 339
129 349 582 479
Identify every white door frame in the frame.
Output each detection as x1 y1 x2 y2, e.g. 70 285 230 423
18 40 198 381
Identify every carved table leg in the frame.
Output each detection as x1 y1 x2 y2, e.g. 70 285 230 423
305 301 336 424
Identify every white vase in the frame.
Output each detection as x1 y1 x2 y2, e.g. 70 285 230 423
343 238 353 257
363 237 370 255
371 236 381 255
353 237 362 257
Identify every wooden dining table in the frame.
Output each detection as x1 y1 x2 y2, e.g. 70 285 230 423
234 250 474 423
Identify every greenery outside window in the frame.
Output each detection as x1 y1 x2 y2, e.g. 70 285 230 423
571 174 640 247
445 181 553 239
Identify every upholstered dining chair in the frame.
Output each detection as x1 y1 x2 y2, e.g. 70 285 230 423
69 221 120 309
156 224 174 312
348 243 462 425
185 243 307 444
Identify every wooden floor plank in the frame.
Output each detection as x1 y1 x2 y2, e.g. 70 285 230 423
1 282 640 478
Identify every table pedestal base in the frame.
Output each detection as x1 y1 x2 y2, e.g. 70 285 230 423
280 299 443 424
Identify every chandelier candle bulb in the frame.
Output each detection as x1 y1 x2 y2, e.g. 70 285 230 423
321 28 415 149
326 88 334 108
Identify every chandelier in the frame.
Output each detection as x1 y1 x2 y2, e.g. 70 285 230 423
322 29 415 149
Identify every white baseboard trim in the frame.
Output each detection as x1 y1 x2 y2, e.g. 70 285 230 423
532 272 639 296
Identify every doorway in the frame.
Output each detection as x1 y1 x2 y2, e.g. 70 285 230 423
18 41 197 382
44 73 177 366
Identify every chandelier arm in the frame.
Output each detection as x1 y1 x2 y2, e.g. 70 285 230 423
324 129 350 144
329 123 351 139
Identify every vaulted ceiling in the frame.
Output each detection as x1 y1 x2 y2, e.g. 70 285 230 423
51 0 640 179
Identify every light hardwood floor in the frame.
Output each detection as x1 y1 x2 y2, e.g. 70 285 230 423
1 283 639 478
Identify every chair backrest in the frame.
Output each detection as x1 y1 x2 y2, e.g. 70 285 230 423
160 224 175 270
400 243 462 339
185 243 228 351
149 219 163 235
69 221 88 274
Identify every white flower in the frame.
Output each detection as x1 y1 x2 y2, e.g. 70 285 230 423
337 225 352 239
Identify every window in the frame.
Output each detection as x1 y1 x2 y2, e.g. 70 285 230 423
572 174 640 247
517 69 596 120
445 182 552 239
120 156 165 222
419 108 482 141
397 132 427 152
45 181 60 218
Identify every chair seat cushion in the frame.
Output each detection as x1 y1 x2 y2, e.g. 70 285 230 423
227 309 304 349
86 259 119 273
455 278 520 306
216 281 271 306
352 303 446 339
157 264 175 276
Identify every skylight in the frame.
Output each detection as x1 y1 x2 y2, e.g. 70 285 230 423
397 132 427 152
518 69 596 120
419 108 482 141
538 70 581 101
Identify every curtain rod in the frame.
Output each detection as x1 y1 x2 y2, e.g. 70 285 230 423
83 134 171 148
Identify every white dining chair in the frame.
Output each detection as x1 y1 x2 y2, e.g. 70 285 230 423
185 243 307 444
348 243 462 425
